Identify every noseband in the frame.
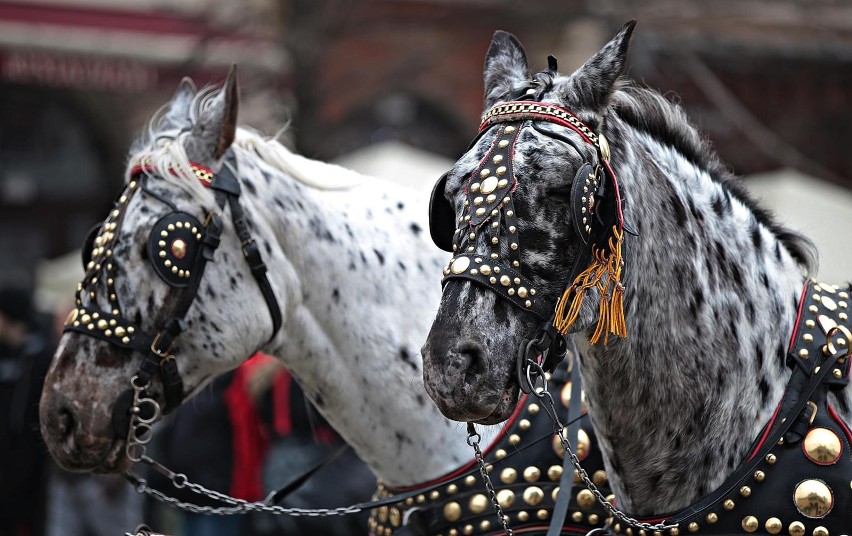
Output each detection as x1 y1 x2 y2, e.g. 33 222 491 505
64 151 281 437
429 100 628 369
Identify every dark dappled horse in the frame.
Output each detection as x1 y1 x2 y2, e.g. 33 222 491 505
423 22 852 535
37 70 614 535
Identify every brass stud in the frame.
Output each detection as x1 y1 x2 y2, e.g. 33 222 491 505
822 296 838 311
740 485 751 497
443 502 461 522
536 509 548 520
498 140 509 148
479 265 492 276
495 448 507 460
473 196 483 206
486 194 497 204
493 154 504 165
500 275 511 287
765 453 777 464
809 305 819 313
788 521 805 536
794 479 833 518
505 126 516 134
764 517 781 534
593 470 608 487
463 475 476 487
429 490 440 500
518 418 531 431
522 486 544 506
571 511 583 523
471 182 481 192
496 166 507 177
528 403 539 415
450 257 470 274
468 494 488 514
706 512 718 524
481 176 499 194
517 511 529 522
803 333 814 343
446 484 459 495
122 336 130 344
741 516 758 532
576 489 595 509
588 513 599 525
475 207 486 216
480 169 490 178
753 470 765 482
800 349 810 359
669 528 679 536
552 487 560 502
812 527 829 536
523 466 541 482
547 465 562 481
508 433 521 446
723 499 735 511
688 522 699 533
496 489 515 509
497 178 508 188
479 520 491 532
803 427 842 464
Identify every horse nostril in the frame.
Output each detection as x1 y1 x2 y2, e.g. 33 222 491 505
57 407 75 441
457 341 486 381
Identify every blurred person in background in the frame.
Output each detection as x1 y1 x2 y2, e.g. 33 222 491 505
0 286 52 536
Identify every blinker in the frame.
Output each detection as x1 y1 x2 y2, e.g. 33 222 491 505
147 212 205 287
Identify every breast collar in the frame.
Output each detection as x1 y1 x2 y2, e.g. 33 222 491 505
612 279 852 536
369 361 614 535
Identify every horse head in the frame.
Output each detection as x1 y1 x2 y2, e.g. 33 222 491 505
422 23 636 424
40 69 283 473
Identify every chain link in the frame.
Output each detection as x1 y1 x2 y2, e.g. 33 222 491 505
466 424 513 536
522 359 678 533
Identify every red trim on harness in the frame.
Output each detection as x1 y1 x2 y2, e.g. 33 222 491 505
387 394 529 493
829 404 852 446
128 158 216 188
747 282 811 462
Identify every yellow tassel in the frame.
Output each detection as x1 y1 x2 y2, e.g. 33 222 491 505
552 225 627 345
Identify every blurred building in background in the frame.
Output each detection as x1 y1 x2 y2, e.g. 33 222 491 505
2 0 852 306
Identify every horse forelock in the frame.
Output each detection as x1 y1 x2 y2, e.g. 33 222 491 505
608 81 818 275
128 86 362 202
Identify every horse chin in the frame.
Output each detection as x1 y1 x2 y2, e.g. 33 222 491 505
473 383 520 425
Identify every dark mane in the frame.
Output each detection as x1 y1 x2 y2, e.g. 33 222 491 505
608 80 818 274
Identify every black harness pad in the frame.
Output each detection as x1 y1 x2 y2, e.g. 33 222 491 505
147 212 205 287
429 172 455 252
81 222 103 268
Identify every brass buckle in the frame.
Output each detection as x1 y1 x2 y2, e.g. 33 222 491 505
204 211 220 228
823 325 852 357
150 332 173 359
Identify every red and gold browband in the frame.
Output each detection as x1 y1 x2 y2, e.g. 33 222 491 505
129 156 216 188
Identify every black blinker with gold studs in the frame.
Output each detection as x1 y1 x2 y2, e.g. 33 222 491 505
148 212 205 287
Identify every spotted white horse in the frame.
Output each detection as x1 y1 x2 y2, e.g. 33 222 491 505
423 22 852 536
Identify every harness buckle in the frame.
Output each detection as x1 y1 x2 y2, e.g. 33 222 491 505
150 332 174 359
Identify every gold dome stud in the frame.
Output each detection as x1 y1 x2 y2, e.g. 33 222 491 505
764 517 782 534
576 489 595 510
688 522 699 533
765 453 777 464
500 468 518 484
788 521 805 536
450 257 470 274
547 465 563 481
706 512 718 524
389 508 401 527
462 524 474 535
741 516 758 532
468 494 488 514
170 238 187 259
504 126 516 134
463 475 476 487
794 479 833 518
480 169 490 179
740 485 752 497
803 427 842 465
522 486 544 506
523 466 541 482
508 433 521 446
593 470 608 486
812 527 829 536
443 501 461 522
517 511 529 522
723 499 735 511
496 489 515 509
479 520 491 532
446 484 458 495
571 511 583 523
822 296 838 311
536 509 549 520
481 176 499 194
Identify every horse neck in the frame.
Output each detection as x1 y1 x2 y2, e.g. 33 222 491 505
576 116 807 514
232 148 503 486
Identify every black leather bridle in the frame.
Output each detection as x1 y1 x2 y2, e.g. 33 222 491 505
428 98 627 375
64 150 282 437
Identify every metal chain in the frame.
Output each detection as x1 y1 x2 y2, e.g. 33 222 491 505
122 376 363 518
522 358 678 533
466 424 513 536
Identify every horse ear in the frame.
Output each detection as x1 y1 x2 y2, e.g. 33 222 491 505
186 65 239 162
566 20 636 112
483 31 530 110
160 77 197 132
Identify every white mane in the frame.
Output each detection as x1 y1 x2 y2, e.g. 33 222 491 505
125 87 362 204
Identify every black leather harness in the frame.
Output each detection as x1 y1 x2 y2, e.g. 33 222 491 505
607 280 852 536
64 151 282 436
369 359 614 536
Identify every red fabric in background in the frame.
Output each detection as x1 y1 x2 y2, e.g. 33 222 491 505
222 353 272 501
